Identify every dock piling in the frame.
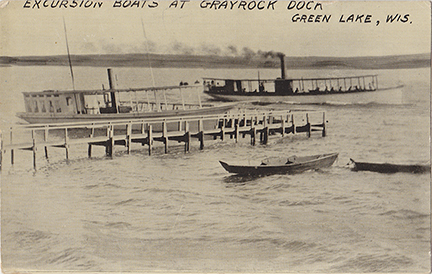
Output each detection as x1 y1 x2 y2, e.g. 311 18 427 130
281 115 286 137
106 125 114 157
251 126 256 146
163 121 168 153
32 130 37 170
126 123 132 154
10 128 14 165
198 119 204 150
148 124 153 156
220 119 225 141
44 127 49 158
65 128 70 159
235 119 239 143
184 121 190 152
322 112 326 137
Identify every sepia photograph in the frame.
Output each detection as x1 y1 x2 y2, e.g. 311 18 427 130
0 0 430 273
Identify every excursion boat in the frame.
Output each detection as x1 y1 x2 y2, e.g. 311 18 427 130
203 54 403 105
16 69 236 124
350 159 430 174
219 152 338 176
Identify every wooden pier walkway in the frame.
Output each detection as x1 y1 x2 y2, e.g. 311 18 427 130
0 109 327 170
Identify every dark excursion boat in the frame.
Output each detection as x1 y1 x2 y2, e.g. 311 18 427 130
16 69 236 124
350 159 431 174
203 54 403 105
220 152 338 175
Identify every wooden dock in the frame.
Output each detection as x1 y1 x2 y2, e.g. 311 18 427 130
0 109 327 170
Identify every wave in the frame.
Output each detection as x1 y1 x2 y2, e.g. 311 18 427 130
379 209 430 219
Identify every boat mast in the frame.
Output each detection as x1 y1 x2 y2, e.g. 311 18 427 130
141 18 160 111
62 17 75 90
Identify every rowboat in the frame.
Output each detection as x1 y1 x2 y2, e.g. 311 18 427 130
16 69 236 124
350 159 430 174
219 152 338 175
203 54 404 105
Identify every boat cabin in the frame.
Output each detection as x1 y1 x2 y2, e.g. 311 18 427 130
203 78 295 95
22 89 122 115
203 75 378 95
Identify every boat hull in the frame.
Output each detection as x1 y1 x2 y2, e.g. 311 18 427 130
351 159 430 174
220 153 338 175
206 86 404 105
16 104 235 124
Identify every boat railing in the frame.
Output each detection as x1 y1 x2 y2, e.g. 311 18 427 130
117 101 212 113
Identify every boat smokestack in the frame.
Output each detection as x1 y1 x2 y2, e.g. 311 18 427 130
107 68 115 90
278 53 286 79
107 68 117 112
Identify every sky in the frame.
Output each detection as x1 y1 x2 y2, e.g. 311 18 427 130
0 0 430 57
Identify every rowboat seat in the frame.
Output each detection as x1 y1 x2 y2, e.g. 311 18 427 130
261 155 297 166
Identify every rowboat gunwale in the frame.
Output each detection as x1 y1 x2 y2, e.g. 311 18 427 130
220 152 339 175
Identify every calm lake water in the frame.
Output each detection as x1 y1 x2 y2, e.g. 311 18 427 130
1 66 430 272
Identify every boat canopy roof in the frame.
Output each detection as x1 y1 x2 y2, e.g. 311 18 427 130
203 75 378 82
22 84 200 96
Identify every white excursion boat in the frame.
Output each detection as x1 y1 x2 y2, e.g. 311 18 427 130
17 69 237 124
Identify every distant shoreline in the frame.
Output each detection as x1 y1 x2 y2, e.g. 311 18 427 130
0 53 430 70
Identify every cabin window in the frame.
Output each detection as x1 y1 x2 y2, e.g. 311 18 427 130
49 101 54 113
24 94 30 98
41 101 46 113
55 100 61 113
34 101 39 113
66 97 72 106
54 94 59 97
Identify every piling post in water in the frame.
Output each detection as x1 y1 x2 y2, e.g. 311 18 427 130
32 130 37 170
306 113 311 138
322 112 326 137
251 125 256 146
184 121 190 152
10 128 14 165
198 119 204 150
281 115 285 137
147 124 153 155
220 119 225 141
44 126 49 158
262 115 269 145
88 144 92 158
88 123 94 157
106 125 114 157
292 114 296 134
163 121 168 154
65 128 70 159
234 119 239 143
126 122 132 154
